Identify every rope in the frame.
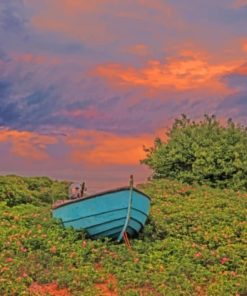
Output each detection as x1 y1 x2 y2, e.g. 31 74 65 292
123 231 132 250
117 175 134 242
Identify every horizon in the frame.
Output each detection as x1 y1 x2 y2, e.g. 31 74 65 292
1 0 247 190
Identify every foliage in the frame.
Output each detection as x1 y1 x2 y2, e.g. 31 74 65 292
0 176 246 295
141 114 247 190
0 175 69 207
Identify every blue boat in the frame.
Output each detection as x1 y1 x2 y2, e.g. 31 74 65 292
52 179 150 242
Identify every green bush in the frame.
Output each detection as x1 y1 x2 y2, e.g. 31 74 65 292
0 175 69 207
141 114 247 190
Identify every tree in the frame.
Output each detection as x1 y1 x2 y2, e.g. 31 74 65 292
141 114 247 190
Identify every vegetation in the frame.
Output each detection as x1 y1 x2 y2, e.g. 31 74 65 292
0 175 69 207
0 176 246 295
141 114 247 190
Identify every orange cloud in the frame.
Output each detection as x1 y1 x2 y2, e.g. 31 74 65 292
231 63 247 75
0 129 56 160
96 51 242 94
66 129 156 166
0 127 165 166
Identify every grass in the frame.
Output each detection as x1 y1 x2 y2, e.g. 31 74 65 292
0 176 246 295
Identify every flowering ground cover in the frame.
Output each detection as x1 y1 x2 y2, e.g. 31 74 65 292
0 177 246 295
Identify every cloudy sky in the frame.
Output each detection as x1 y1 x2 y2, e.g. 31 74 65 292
0 0 247 191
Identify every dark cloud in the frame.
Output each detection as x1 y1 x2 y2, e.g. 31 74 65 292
0 80 11 97
0 1 28 34
0 80 20 126
223 65 247 90
0 48 9 62
0 102 21 126
218 91 247 111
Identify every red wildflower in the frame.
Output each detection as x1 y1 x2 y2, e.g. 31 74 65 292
29 282 71 296
50 246 57 254
21 272 28 278
70 252 76 258
194 252 202 258
220 257 229 264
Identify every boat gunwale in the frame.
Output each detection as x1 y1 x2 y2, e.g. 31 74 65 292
52 186 150 210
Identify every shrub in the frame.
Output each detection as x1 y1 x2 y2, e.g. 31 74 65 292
141 114 247 190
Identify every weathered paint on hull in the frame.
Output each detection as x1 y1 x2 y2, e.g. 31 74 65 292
52 187 150 241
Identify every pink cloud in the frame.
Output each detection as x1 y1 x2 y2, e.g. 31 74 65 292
12 53 60 65
28 0 116 45
57 107 103 120
242 39 247 53
124 44 151 56
232 0 247 8
27 0 183 46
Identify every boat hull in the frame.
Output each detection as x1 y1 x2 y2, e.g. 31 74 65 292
52 187 150 241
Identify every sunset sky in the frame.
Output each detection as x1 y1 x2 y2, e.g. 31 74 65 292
1 0 247 191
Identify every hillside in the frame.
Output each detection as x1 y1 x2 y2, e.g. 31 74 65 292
0 176 246 295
